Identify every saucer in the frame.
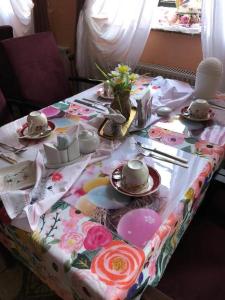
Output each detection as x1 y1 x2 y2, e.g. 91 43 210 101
180 106 214 122
18 121 55 140
110 164 161 197
96 88 114 100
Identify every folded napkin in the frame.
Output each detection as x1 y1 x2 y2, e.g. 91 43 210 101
150 76 194 112
129 77 194 132
1 151 92 231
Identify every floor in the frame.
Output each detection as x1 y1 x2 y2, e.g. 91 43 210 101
0 253 61 300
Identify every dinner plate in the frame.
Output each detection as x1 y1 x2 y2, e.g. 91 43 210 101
18 121 55 140
96 88 114 100
180 106 214 122
110 164 161 197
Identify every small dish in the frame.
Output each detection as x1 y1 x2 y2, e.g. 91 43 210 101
96 88 114 100
110 164 161 197
18 121 55 140
180 106 214 122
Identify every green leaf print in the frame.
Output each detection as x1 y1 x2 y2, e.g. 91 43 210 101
51 200 69 212
71 253 91 269
184 137 197 144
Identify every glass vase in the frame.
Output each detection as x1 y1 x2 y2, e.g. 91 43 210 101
110 90 131 121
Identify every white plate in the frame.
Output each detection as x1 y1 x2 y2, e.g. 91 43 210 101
0 160 36 192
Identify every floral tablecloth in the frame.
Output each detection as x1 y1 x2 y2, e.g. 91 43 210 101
0 77 225 300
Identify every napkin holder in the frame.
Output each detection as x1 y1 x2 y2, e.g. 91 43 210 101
134 88 152 128
44 133 80 169
98 107 137 140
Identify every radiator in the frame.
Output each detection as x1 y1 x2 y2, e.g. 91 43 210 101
135 63 196 86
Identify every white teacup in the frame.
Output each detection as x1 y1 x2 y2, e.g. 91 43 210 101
103 80 113 98
188 99 210 119
27 111 48 135
122 159 149 191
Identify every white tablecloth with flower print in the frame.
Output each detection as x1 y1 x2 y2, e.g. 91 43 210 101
0 77 225 300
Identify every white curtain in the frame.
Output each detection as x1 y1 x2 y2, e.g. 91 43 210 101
76 0 159 78
201 0 225 92
0 0 34 37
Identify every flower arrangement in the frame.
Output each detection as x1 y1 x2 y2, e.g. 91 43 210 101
96 64 138 121
96 63 138 94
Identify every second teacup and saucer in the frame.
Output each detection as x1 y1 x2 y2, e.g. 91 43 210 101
181 99 214 122
110 159 161 197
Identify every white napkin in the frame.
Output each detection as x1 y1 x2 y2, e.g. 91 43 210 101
129 77 194 132
150 76 193 112
1 151 92 231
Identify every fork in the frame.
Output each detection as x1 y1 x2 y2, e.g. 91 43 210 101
137 146 189 168
0 142 27 154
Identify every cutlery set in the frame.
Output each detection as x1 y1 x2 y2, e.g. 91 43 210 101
136 141 189 168
0 142 27 164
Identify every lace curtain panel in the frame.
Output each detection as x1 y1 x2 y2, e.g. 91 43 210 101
76 0 159 78
0 0 34 36
201 0 225 92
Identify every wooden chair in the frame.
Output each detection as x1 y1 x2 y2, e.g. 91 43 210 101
0 88 13 126
0 31 101 117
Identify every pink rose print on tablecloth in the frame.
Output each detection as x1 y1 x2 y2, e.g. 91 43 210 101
191 161 213 199
195 140 224 167
81 221 98 235
51 172 63 182
91 240 145 289
83 225 112 250
161 132 185 146
195 140 224 156
148 127 166 139
60 232 84 253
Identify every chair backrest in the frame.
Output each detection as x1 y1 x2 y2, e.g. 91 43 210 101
0 32 71 107
0 25 13 41
0 25 17 99
0 89 13 126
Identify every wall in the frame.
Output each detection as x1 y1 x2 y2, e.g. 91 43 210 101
47 0 77 51
140 30 202 72
47 1 202 72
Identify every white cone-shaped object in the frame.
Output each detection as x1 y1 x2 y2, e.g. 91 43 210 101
194 57 223 100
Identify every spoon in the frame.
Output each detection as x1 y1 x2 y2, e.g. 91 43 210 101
112 170 122 180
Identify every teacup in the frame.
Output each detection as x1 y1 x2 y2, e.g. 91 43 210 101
27 111 48 136
188 99 210 119
122 159 149 192
103 80 113 98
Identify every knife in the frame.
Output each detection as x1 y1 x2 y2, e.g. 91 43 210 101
210 103 225 111
75 99 107 112
136 141 188 164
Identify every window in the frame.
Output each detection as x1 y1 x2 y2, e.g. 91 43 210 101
152 0 202 34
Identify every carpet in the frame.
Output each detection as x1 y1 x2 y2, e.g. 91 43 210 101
0 252 61 300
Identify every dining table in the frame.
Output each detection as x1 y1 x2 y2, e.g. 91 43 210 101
0 75 225 300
